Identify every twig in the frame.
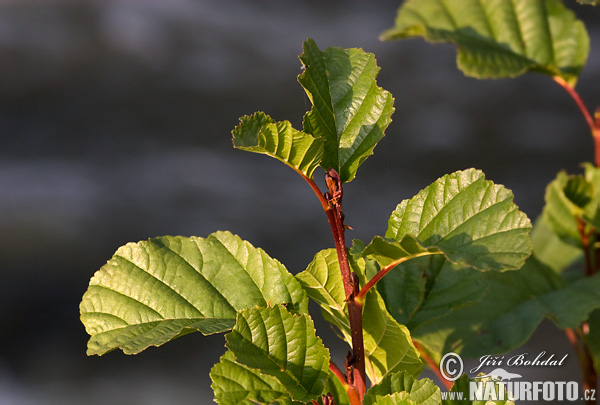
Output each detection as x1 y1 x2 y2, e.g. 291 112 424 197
413 340 453 391
553 76 600 167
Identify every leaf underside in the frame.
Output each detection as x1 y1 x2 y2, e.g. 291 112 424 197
225 305 329 403
80 231 307 355
210 350 300 405
381 0 589 87
232 111 325 179
363 371 441 405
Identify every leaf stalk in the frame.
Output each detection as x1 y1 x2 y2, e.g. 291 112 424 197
355 251 443 303
553 76 600 167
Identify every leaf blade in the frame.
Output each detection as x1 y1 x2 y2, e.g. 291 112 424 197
225 305 330 402
232 111 325 179
363 371 441 405
385 169 532 272
298 39 394 182
80 231 308 355
381 0 589 86
297 248 423 384
210 350 299 405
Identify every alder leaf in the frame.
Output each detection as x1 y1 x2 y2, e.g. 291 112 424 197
542 164 600 248
225 305 329 403
371 393 415 405
210 350 300 405
530 215 581 273
412 256 600 361
296 248 422 384
381 0 589 87
80 231 307 355
385 169 532 272
232 111 324 179
298 38 394 183
363 371 441 405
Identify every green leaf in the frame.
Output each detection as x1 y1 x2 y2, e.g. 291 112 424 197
386 169 532 272
225 305 329 403
413 255 600 361
363 371 441 405
361 235 443 268
296 248 423 384
531 214 581 273
232 111 325 179
80 231 307 355
542 164 600 248
210 350 300 405
542 171 585 247
298 38 394 183
564 175 593 208
295 249 348 337
381 0 589 87
371 393 415 405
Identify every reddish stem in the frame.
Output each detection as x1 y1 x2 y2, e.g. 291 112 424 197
553 76 600 167
302 175 330 211
566 327 598 404
321 168 367 400
413 340 453 391
329 360 347 387
356 252 442 303
326 206 367 399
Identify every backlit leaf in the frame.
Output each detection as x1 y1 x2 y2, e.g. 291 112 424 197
364 371 440 405
80 231 307 355
296 248 422 384
210 350 300 405
232 111 324 179
298 38 394 182
381 0 589 87
225 305 329 403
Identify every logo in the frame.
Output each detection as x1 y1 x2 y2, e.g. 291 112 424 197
476 368 522 380
439 351 597 402
439 352 463 382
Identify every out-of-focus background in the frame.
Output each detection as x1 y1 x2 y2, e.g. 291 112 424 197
1 1 599 403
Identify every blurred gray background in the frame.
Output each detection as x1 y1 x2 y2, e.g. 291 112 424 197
1 0 599 404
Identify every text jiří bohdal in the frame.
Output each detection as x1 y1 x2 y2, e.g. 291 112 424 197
470 351 568 374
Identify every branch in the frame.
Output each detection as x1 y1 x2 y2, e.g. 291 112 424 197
322 168 367 400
